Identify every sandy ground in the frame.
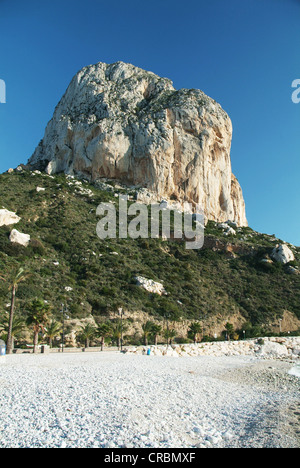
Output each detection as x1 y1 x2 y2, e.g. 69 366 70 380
0 352 299 448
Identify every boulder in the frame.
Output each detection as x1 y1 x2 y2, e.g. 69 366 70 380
9 229 30 247
134 276 167 295
260 258 273 264
218 222 236 236
118 337 300 359
162 348 179 357
271 244 295 264
224 226 236 236
257 341 289 357
0 209 21 227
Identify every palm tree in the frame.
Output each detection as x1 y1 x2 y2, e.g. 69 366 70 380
0 313 8 339
163 328 177 346
45 320 62 348
3 268 30 354
78 324 96 348
142 320 155 346
0 316 24 351
151 323 162 346
112 319 128 349
168 329 177 345
188 322 203 344
96 321 112 351
26 299 50 353
225 322 234 341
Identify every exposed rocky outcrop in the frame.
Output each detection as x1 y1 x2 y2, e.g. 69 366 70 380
272 244 295 264
134 276 167 296
28 61 247 226
203 235 255 257
0 209 21 227
9 229 30 247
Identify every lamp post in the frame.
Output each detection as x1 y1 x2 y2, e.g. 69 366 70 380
200 312 207 341
61 304 65 352
61 304 69 353
118 307 123 352
164 313 170 349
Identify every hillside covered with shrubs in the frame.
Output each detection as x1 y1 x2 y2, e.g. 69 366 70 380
0 169 299 347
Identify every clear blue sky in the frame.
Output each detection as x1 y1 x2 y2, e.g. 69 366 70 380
0 0 299 245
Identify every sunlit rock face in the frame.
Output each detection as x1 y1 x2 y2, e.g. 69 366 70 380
0 209 21 227
29 61 247 226
9 229 30 247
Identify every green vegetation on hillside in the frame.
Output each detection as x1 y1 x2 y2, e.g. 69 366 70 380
0 170 299 342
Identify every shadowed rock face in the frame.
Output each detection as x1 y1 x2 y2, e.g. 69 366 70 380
28 61 247 226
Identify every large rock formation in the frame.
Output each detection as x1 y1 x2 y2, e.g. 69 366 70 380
0 209 21 227
28 61 247 226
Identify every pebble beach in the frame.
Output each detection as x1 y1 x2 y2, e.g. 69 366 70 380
0 351 299 448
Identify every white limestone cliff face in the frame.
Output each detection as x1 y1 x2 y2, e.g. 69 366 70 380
28 61 247 226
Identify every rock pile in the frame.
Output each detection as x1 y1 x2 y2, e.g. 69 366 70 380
124 336 300 360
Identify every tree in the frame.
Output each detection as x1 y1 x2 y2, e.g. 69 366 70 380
225 322 235 341
112 319 128 349
45 320 62 348
163 328 177 346
0 316 24 351
96 321 112 351
26 299 50 353
78 324 96 348
157 297 181 321
3 268 30 354
142 320 155 346
188 322 202 344
151 323 162 346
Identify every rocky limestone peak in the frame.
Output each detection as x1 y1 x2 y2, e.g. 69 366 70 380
28 61 247 226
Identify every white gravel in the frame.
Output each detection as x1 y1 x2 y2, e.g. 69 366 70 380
0 352 299 448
